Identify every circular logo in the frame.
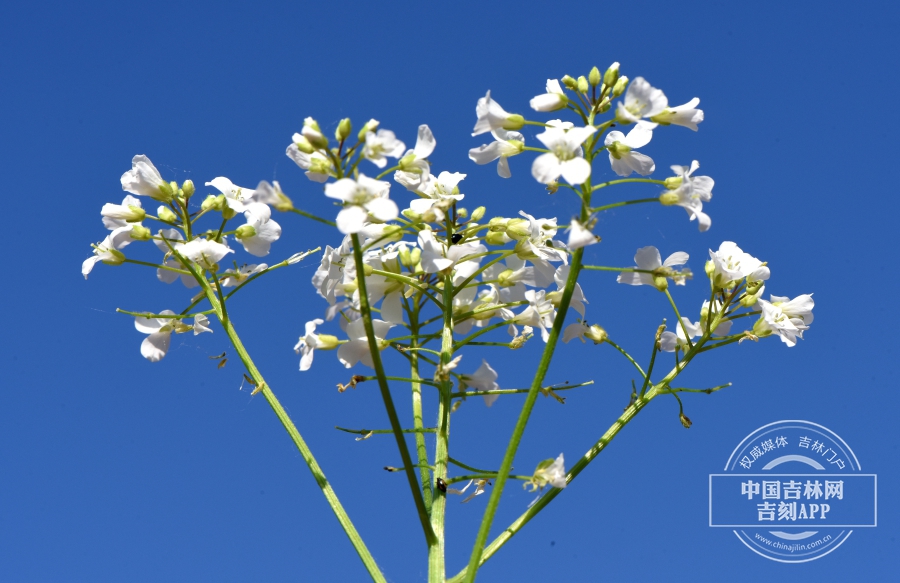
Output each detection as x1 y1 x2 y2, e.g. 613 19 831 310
709 420 876 563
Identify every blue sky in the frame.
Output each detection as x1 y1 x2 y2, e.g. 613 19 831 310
2 1 898 581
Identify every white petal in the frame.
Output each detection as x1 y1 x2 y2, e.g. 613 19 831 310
531 153 561 184
559 158 592 185
413 125 436 158
335 206 368 234
141 331 171 362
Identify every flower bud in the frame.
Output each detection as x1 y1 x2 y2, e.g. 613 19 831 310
603 62 620 88
200 194 221 212
595 96 611 113
357 118 379 141
612 76 629 97
151 180 174 203
222 205 236 221
336 118 352 141
342 279 358 295
422 208 438 223
470 206 486 222
740 283 765 307
130 224 151 241
514 239 537 260
409 247 422 267
381 225 404 243
503 114 526 131
457 207 468 219
293 135 315 154
505 218 531 240
679 412 692 429
485 231 511 246
398 152 421 172
181 179 195 198
546 181 559 195
664 176 683 190
157 205 178 223
589 66 601 88
302 117 328 149
652 274 669 291
235 224 256 239
402 208 421 222
577 76 589 93
561 75 577 90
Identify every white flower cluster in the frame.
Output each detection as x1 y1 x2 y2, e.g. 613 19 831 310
83 155 288 360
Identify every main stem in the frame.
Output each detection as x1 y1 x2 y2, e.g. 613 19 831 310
428 272 455 581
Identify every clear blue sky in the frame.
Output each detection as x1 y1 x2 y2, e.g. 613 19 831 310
2 1 898 581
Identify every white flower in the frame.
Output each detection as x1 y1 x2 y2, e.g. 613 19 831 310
101 195 145 229
193 314 213 335
364 129 406 168
472 90 519 136
418 230 486 274
157 258 198 288
532 124 596 185
532 454 567 490
324 175 398 234
286 143 332 183
617 246 690 287
82 226 134 279
661 161 714 231
511 290 556 342
394 125 436 190
659 317 701 352
562 322 607 344
120 155 170 201
755 294 814 347
294 318 325 371
529 79 567 112
651 98 704 131
567 220 599 249
615 77 667 126
468 128 525 178
235 203 282 257
604 124 655 177
461 360 500 407
178 239 234 270
550 265 588 317
407 171 466 222
205 177 257 213
253 180 293 211
134 310 178 362
337 318 393 369
708 242 769 289
220 263 268 287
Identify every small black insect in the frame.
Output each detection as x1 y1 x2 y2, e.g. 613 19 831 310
450 233 463 244
436 478 447 493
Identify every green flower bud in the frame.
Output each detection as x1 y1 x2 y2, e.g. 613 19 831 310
402 208 421 222
342 279 358 295
222 205 236 221
200 194 221 212
381 224 404 243
470 206 486 222
398 247 412 268
293 135 315 154
577 75 589 93
659 192 680 206
664 176 683 190
151 180 174 203
603 62 620 88
130 224 151 241
235 224 256 239
181 179 195 198
357 118 379 141
505 218 531 240
613 76 629 97
595 96 611 113
336 118 352 141
409 247 421 266
514 239 537 260
485 231 511 246
589 66 602 88
652 274 669 291
456 208 468 219
503 114 525 131
422 208 438 223
157 206 177 223
561 75 577 90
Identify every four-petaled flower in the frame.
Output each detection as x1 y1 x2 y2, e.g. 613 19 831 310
532 122 597 185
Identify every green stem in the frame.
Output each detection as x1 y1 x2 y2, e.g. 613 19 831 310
350 233 436 545
591 178 666 192
183 254 385 582
290 207 337 227
591 198 660 213
462 247 585 583
408 300 435 514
